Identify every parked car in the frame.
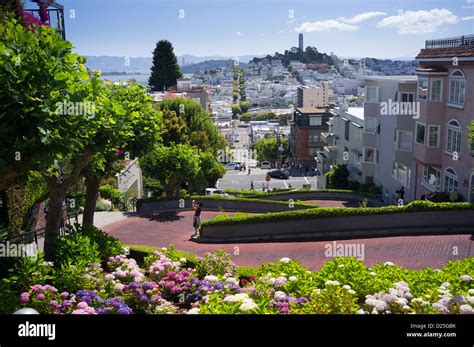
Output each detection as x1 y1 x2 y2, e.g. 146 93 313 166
225 163 237 170
260 161 271 169
205 188 233 198
234 162 242 170
268 169 290 179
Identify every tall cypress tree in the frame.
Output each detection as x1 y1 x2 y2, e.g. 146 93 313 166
149 40 182 92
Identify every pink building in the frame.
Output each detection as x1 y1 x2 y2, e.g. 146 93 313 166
413 35 474 202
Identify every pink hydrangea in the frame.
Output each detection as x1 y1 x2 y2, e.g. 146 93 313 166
20 292 30 304
36 294 46 301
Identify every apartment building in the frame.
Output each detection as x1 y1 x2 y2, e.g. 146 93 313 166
319 105 367 184
297 83 331 108
290 107 331 169
412 35 474 202
364 76 418 203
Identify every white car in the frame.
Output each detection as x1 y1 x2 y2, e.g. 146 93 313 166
261 161 271 169
225 163 237 170
205 188 233 198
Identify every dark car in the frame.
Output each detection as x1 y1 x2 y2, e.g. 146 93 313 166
268 169 289 179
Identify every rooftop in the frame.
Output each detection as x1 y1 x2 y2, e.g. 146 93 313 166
296 107 329 114
364 75 417 83
416 35 474 59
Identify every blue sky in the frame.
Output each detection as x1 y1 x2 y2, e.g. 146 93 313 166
36 0 474 59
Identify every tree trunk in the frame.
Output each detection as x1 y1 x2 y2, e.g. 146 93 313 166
43 181 66 262
83 176 102 227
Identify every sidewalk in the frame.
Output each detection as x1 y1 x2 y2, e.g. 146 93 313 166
77 211 133 229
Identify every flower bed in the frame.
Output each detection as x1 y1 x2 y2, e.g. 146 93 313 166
3 240 473 315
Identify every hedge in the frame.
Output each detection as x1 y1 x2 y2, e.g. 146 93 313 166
127 244 199 268
223 188 381 200
203 200 474 226
189 195 318 208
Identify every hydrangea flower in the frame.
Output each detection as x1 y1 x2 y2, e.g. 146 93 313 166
279 258 291 264
384 262 394 266
460 275 473 282
187 308 200 314
459 305 474 314
239 298 258 312
274 276 287 288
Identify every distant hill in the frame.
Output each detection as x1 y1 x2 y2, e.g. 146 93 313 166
181 60 247 73
84 54 261 73
251 46 334 66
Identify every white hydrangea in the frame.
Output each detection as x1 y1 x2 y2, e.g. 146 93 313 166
224 277 239 286
338 264 345 268
348 290 356 295
468 289 474 296
239 298 258 312
224 293 249 303
342 285 351 290
356 309 367 314
274 276 287 287
289 276 298 282
274 291 287 302
460 275 473 282
384 261 394 266
187 308 200 314
369 272 377 276
179 258 187 263
279 257 291 264
204 275 219 284
325 280 340 287
459 305 474 314
375 301 388 312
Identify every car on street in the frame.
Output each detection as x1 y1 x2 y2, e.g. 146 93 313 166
267 169 290 179
225 163 237 170
260 161 271 169
205 188 233 198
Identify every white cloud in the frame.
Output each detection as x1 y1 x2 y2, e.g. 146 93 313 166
295 19 358 32
462 16 474 20
294 11 385 32
236 32 244 36
340 11 387 24
377 9 458 35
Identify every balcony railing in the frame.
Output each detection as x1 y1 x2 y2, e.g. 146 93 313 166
425 35 474 49
26 1 66 39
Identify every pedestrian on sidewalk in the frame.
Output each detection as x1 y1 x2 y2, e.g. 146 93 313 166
250 181 254 190
396 187 405 203
192 200 203 238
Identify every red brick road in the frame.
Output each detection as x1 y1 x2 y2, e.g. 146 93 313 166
103 210 474 271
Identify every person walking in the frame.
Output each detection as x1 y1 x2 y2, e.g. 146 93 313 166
396 187 405 202
250 181 254 190
191 200 203 238
262 182 266 192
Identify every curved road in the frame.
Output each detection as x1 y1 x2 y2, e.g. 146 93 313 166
102 201 474 270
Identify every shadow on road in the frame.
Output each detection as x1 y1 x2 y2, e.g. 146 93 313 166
136 211 185 223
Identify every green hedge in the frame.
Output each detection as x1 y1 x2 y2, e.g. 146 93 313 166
190 195 317 208
223 188 381 200
127 244 199 268
203 200 474 226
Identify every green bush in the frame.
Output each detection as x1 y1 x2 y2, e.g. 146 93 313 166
128 244 198 267
99 184 122 205
66 224 124 262
55 232 101 266
203 200 474 226
95 200 111 212
190 195 317 208
325 165 349 189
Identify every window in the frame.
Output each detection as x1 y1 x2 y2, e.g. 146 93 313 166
422 165 441 190
344 120 350 141
418 79 428 100
444 168 459 192
448 70 466 107
366 86 378 102
393 162 411 188
397 131 412 151
446 119 461 154
364 148 375 163
430 79 442 102
355 127 362 142
399 92 415 102
365 117 377 133
310 116 322 126
309 133 320 144
427 125 440 147
415 122 426 145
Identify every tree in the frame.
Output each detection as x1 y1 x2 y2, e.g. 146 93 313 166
252 136 289 162
325 165 349 189
187 152 225 194
231 104 241 119
157 98 225 153
162 107 188 145
240 113 252 123
148 40 182 92
239 101 251 113
140 144 201 198
81 81 162 226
